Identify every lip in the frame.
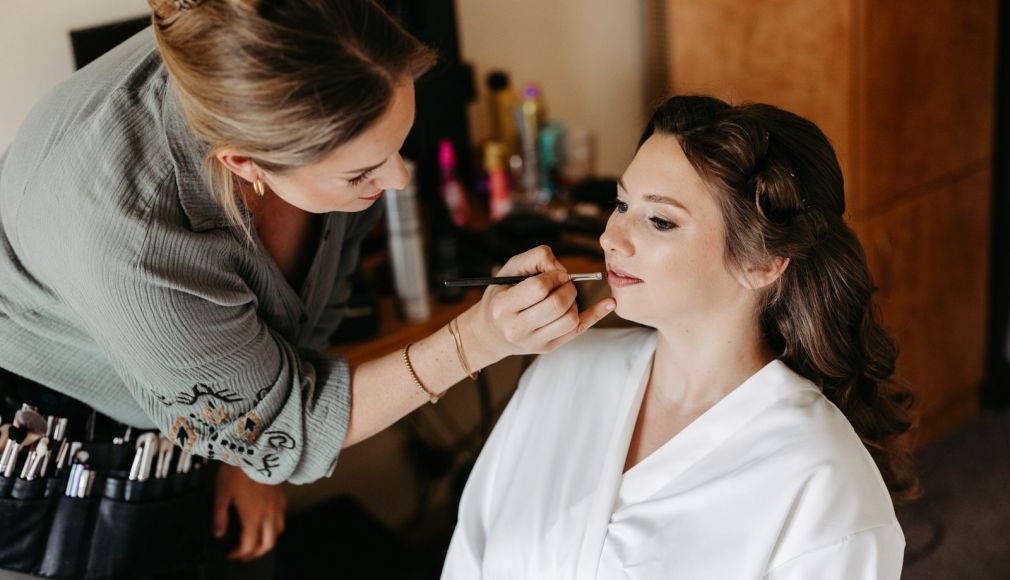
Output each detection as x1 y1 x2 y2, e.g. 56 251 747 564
360 190 384 201
606 266 643 288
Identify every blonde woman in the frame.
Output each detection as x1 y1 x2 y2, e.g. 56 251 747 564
0 0 614 577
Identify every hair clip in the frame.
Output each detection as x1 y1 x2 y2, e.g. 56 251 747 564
175 0 207 11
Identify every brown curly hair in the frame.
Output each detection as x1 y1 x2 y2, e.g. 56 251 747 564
640 95 920 503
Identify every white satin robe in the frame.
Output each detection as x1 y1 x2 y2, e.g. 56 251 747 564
442 328 904 580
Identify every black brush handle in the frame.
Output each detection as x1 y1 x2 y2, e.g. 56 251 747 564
443 275 535 287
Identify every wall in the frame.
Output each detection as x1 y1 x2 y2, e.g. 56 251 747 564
0 0 151 149
2 1 651 179
456 0 648 177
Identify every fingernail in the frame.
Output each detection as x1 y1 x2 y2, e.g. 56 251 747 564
605 302 616 311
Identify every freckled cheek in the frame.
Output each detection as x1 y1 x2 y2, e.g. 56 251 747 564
645 248 710 302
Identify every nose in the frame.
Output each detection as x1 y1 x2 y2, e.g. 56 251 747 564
599 218 633 257
374 153 410 191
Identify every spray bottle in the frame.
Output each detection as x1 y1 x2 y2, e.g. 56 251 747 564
438 139 471 228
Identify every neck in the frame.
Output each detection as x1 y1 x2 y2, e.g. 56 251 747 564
649 308 775 412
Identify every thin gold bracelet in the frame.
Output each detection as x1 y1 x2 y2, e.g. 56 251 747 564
403 343 442 404
449 317 478 381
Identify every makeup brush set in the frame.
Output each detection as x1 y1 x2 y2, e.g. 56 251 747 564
0 405 73 499
0 403 212 578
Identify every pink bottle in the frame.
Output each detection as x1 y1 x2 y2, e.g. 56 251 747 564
484 141 512 222
438 139 471 227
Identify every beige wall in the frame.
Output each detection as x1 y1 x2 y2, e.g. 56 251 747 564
0 0 151 149
1 1 650 178
456 0 648 177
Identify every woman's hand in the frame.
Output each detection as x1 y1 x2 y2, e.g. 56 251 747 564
213 463 287 562
461 245 615 364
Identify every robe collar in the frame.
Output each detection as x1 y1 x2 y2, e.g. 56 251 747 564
618 357 817 503
576 332 819 578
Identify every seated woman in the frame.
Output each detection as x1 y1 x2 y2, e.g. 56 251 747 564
441 96 916 580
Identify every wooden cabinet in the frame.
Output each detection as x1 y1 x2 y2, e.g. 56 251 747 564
854 170 991 443
666 0 997 446
854 0 997 213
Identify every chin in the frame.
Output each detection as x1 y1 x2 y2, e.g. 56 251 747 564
322 198 372 213
351 196 383 211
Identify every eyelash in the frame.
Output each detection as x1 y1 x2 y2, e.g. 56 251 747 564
613 200 678 232
347 170 374 186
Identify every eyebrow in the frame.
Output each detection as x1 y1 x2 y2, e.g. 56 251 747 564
343 158 389 176
617 179 691 215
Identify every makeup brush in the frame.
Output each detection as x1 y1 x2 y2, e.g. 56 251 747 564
2 426 28 478
14 408 48 435
444 272 605 288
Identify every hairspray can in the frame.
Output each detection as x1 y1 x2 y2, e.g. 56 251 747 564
486 71 519 155
384 160 431 322
514 83 549 206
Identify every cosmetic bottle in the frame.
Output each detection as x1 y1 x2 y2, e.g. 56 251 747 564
483 141 512 222
384 160 431 322
486 71 519 155
561 126 594 187
438 139 471 227
538 122 564 203
515 83 546 206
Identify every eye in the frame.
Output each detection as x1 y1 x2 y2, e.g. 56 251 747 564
613 200 628 214
347 169 374 187
649 216 678 231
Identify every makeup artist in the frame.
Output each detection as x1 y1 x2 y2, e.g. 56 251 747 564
0 0 615 576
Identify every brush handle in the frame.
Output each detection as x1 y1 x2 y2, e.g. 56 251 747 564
443 275 531 287
443 272 603 288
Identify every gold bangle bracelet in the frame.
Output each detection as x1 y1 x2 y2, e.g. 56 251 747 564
403 343 441 404
449 317 478 381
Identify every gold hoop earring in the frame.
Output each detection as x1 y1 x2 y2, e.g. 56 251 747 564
253 177 265 197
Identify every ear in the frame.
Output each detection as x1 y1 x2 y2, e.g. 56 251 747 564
739 256 790 291
215 148 260 184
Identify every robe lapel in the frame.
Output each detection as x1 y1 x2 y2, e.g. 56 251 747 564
574 332 656 579
616 359 817 507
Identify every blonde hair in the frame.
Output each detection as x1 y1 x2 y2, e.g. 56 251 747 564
148 0 437 236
